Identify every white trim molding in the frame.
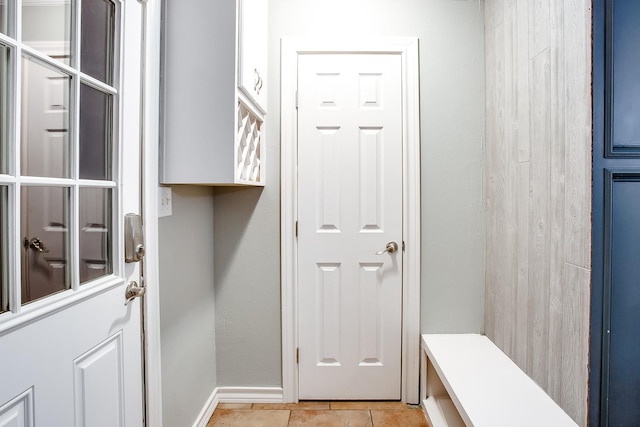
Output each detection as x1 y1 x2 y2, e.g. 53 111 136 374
192 387 284 427
215 387 284 403
280 37 422 404
192 388 219 427
141 0 164 426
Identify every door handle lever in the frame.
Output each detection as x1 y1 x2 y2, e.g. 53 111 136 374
125 280 146 305
25 237 50 253
376 241 399 255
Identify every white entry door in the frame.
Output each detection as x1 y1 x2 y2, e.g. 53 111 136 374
297 53 403 400
0 0 146 425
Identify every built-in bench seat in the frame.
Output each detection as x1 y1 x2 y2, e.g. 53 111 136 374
420 334 578 427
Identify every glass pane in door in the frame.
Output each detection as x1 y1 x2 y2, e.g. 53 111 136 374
0 45 7 174
21 56 71 178
22 0 72 65
79 83 111 180
79 187 112 284
0 0 9 36
81 0 114 84
0 186 7 313
0 0 14 37
21 186 70 304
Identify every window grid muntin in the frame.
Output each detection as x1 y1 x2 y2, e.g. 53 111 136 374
0 0 120 319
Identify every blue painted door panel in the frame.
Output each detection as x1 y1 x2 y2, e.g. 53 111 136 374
592 0 640 425
611 1 640 153
608 178 640 426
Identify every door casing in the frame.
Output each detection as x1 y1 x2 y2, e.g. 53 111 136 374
280 37 421 403
139 0 163 425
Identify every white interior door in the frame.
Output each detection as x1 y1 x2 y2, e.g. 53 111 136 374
0 0 145 425
297 53 403 400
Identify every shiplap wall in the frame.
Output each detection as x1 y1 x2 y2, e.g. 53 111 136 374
484 1 591 425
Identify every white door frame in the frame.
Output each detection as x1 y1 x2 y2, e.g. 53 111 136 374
280 37 421 403
139 0 163 425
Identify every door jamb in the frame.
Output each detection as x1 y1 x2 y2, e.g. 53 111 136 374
280 37 421 403
140 0 163 425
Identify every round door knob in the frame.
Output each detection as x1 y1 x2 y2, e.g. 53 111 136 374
135 244 145 258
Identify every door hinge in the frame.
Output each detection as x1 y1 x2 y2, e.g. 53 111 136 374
296 348 299 364
295 221 299 238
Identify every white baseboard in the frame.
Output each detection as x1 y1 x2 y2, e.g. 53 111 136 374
192 388 220 427
192 387 284 427
216 387 284 403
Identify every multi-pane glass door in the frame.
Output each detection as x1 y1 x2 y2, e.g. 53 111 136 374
0 0 119 316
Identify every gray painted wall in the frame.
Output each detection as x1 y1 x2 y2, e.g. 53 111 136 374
158 187 217 426
213 186 282 386
212 0 486 387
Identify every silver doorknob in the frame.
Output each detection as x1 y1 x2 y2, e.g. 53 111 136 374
376 242 399 255
125 281 146 305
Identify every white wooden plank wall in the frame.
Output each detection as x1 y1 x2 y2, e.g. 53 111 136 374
484 1 591 425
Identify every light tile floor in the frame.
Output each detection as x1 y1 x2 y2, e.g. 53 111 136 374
207 401 430 426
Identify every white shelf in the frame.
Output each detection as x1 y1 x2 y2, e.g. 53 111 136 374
423 397 465 427
421 334 578 427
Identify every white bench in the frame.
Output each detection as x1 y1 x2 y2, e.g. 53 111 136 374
420 334 578 427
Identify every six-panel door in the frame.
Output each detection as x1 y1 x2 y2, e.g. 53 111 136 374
297 53 403 400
